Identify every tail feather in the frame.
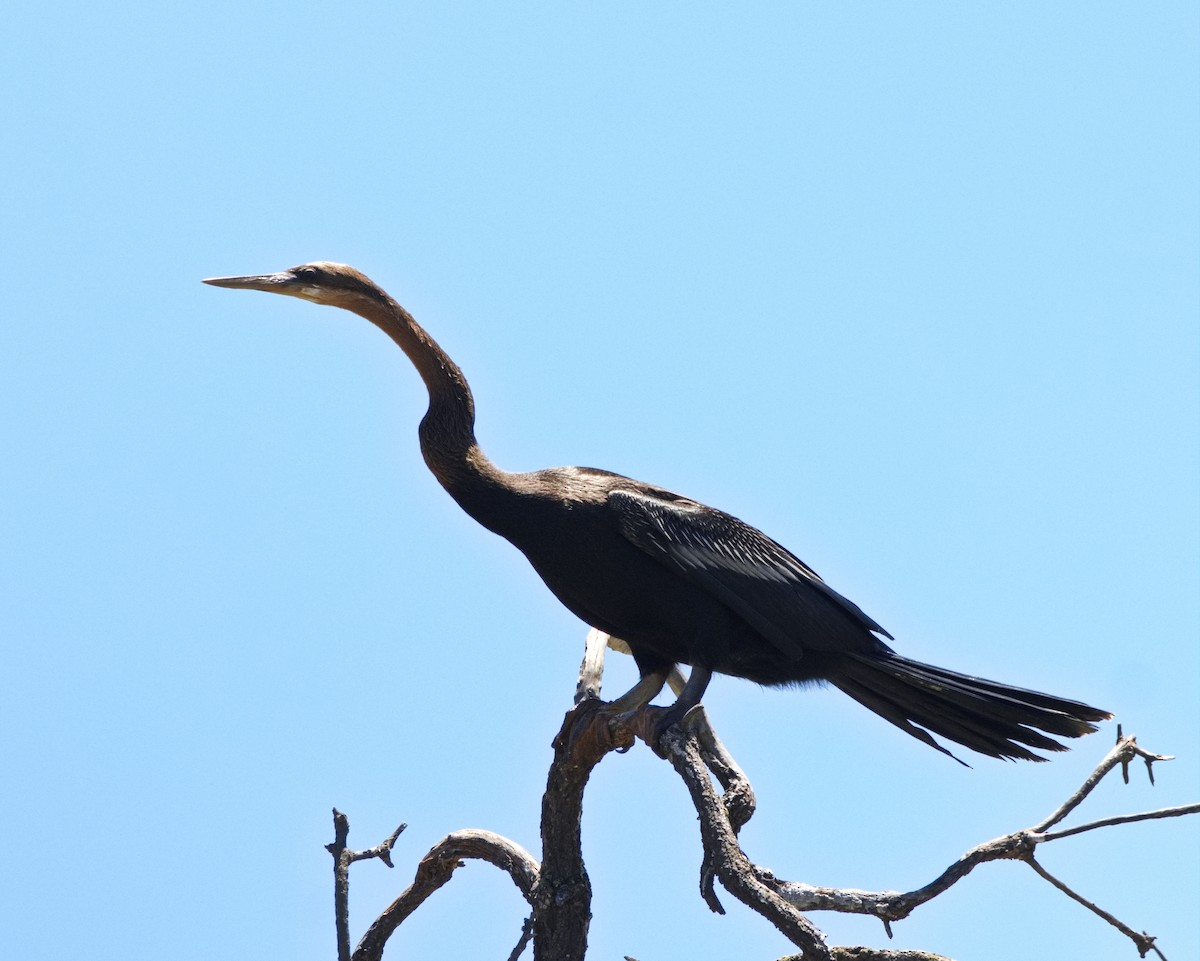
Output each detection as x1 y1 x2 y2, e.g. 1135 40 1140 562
895 659 1109 732
831 653 1111 763
885 658 1104 739
834 666 1054 763
833 673 1003 764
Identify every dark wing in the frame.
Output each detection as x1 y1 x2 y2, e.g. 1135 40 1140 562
608 487 892 660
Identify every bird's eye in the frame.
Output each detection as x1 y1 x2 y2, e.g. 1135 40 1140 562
295 265 318 281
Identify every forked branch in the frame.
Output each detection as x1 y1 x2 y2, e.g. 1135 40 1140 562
328 638 1197 961
660 723 1196 959
326 810 407 961
591 641 1198 958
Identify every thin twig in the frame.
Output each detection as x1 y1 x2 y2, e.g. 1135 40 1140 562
1024 858 1163 959
1034 728 1172 832
507 915 535 961
1042 803 1200 841
326 810 407 961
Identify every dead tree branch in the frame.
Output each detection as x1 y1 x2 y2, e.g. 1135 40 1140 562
352 828 539 961
328 636 1197 960
577 629 757 830
657 724 832 958
326 810 406 961
531 696 635 960
719 728 1197 958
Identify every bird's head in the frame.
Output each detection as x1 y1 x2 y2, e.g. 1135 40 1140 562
203 262 383 311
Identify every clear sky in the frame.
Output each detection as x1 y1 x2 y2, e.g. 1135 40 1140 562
1 4 1197 960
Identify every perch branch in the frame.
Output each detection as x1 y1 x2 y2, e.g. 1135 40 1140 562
534 695 635 960
574 628 610 705
582 631 757 829
570 634 1199 958
333 639 1195 961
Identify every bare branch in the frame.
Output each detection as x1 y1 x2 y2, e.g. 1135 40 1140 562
507 915 535 961
333 638 1196 961
1034 727 1173 832
591 636 758 829
687 705 757 832
352 829 539 961
655 726 833 959
765 829 1039 920
738 730 1197 958
575 628 611 705
1024 857 1164 959
533 697 635 961
1042 803 1200 841
326 810 407 961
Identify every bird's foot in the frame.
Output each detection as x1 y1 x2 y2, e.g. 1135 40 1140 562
558 695 705 760
557 696 636 760
627 702 706 755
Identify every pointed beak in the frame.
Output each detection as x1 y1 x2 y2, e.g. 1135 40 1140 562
202 271 296 293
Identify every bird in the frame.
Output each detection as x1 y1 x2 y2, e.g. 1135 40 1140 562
204 262 1111 762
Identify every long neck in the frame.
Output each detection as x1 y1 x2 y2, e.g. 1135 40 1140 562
346 291 509 504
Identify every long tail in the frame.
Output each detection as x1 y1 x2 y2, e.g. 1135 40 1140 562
830 652 1112 763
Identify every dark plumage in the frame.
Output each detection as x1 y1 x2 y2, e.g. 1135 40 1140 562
204 262 1111 762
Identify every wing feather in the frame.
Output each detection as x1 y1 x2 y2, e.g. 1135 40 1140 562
608 487 892 660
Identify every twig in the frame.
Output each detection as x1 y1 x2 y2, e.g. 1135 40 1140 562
1024 858 1163 959
507 915 535 961
1042 803 1200 842
325 810 406 961
1034 726 1172 832
686 704 758 832
739 731 1196 958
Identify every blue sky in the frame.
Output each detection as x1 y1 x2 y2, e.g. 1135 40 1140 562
2 4 1197 960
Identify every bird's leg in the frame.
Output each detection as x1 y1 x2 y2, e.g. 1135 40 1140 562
667 663 713 724
640 665 713 744
566 662 672 758
590 671 671 755
607 670 669 713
